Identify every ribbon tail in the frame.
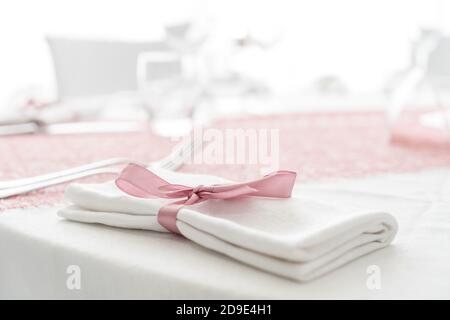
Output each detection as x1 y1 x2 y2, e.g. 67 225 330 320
247 170 297 198
212 171 297 199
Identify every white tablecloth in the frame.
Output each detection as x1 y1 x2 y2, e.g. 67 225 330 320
1 168 450 299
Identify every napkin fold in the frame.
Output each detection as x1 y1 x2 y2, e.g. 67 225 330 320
58 169 398 281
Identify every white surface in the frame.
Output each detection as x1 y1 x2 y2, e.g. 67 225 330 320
57 169 397 282
1 168 450 299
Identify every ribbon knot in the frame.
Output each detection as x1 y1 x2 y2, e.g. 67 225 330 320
186 185 204 204
115 164 297 235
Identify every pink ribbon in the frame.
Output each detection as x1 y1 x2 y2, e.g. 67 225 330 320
115 164 297 235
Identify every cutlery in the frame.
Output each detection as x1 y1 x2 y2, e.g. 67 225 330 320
0 121 149 136
0 135 201 198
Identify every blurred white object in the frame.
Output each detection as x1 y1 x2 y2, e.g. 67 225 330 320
308 75 348 96
387 29 450 135
0 120 148 136
420 110 450 131
137 51 182 85
165 22 192 42
137 51 202 137
164 21 209 54
47 36 170 99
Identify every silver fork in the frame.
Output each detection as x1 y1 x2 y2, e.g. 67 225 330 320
0 136 200 199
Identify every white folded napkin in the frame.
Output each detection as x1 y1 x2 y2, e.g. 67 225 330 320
58 169 398 281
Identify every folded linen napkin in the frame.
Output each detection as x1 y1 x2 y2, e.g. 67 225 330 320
57 168 398 281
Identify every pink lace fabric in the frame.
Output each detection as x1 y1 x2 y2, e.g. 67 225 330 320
180 110 450 181
1 111 449 211
0 132 175 210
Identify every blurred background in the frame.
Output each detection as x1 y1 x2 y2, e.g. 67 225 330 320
1 0 450 136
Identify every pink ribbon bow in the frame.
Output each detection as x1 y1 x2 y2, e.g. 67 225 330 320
115 164 297 235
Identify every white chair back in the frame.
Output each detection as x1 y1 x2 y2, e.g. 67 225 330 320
47 37 170 99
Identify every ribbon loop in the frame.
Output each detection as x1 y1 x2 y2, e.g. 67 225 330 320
116 164 297 235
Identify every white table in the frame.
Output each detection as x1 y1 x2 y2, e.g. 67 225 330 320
1 168 450 299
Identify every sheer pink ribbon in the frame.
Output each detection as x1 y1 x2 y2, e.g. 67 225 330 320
115 164 297 235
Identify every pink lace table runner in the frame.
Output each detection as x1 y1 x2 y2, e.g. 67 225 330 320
1 110 449 210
